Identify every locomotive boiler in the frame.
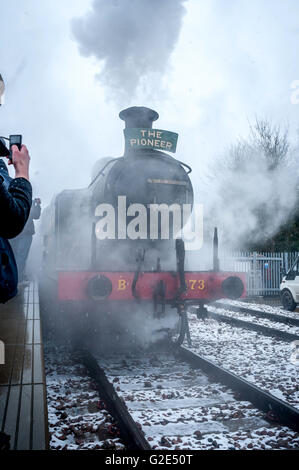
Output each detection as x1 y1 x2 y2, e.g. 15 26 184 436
41 106 245 345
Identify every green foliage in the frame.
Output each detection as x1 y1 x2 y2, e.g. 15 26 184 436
206 117 298 250
248 210 299 251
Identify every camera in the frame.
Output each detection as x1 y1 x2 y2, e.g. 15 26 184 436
0 135 22 160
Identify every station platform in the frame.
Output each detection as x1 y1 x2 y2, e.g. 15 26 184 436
0 281 49 450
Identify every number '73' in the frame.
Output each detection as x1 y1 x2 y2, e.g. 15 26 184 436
188 280 205 290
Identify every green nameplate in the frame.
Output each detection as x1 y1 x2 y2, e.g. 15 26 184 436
124 128 178 153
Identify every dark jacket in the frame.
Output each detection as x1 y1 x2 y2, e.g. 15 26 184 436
21 200 41 235
0 159 32 239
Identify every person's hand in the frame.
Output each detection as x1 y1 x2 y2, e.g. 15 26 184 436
8 144 30 181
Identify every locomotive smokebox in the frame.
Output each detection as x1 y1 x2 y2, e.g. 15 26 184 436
119 106 159 129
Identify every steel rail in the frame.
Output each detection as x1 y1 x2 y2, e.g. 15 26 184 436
214 301 299 328
80 350 151 450
177 346 299 433
202 308 299 343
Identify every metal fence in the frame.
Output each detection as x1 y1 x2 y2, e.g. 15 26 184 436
220 251 299 297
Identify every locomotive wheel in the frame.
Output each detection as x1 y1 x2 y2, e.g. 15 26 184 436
281 289 297 312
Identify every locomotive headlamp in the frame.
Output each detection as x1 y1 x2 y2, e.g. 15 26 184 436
87 275 113 301
221 276 244 300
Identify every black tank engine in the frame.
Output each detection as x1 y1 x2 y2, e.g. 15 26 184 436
41 107 245 345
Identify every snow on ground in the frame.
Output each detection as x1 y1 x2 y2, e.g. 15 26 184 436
44 300 299 450
219 299 299 320
187 313 299 409
98 352 299 450
208 305 299 336
45 343 125 450
154 426 298 450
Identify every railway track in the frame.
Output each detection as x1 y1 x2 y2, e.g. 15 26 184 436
44 342 126 450
191 305 299 343
44 300 299 450
206 309 299 342
214 301 299 328
186 312 299 410
81 351 151 450
80 346 299 450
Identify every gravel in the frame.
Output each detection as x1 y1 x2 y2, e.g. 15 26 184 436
45 343 125 450
43 299 299 450
187 310 299 409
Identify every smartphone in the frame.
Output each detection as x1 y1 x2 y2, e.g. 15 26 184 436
10 135 22 151
9 135 22 161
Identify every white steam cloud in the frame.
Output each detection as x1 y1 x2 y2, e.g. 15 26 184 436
208 159 297 248
72 0 187 100
201 122 299 250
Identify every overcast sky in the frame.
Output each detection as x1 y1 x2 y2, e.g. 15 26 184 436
0 0 299 205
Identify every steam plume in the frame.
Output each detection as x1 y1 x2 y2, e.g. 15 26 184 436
72 0 187 100
202 120 299 249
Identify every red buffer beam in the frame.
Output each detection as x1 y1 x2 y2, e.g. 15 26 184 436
58 271 246 302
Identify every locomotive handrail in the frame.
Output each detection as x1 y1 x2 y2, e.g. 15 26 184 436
88 157 121 188
152 152 193 174
88 155 191 191
176 160 192 174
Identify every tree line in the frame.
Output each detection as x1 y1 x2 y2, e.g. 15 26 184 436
205 118 299 252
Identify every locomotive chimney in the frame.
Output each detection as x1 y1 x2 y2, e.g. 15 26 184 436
119 106 159 156
119 106 159 129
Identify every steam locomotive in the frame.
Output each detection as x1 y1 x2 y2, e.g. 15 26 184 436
41 107 245 345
